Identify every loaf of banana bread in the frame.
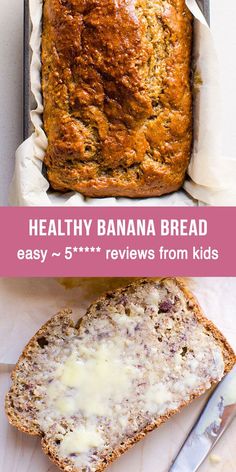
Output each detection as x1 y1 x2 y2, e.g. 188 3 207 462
42 0 192 197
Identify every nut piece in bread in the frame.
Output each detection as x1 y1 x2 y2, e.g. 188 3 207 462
6 278 236 472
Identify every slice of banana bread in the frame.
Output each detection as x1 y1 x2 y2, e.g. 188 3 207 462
6 279 235 472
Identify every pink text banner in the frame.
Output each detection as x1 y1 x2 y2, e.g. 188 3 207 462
0 207 235 277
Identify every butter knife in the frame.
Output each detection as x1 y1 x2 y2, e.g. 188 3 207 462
169 365 236 472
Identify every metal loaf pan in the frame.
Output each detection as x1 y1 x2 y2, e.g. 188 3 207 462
23 0 210 140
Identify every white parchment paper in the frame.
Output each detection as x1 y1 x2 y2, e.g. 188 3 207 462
0 277 235 365
9 0 236 206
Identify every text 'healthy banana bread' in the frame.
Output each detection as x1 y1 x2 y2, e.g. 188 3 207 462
6 279 235 472
42 0 193 197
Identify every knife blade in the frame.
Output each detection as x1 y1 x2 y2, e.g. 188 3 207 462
169 365 236 472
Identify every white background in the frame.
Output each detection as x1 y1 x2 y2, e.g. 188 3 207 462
0 1 236 205
0 1 23 205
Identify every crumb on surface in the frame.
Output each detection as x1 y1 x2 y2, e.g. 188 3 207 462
209 453 221 464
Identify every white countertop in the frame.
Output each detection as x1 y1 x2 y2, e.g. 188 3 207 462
0 1 236 205
0 1 23 205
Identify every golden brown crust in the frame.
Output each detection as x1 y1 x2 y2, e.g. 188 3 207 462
42 0 193 197
174 279 236 375
5 279 236 472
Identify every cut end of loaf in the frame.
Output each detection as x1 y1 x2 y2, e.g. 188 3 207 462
5 278 236 472
5 309 75 436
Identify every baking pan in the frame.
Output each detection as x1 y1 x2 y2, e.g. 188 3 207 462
196 0 210 23
23 0 210 141
23 0 31 141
